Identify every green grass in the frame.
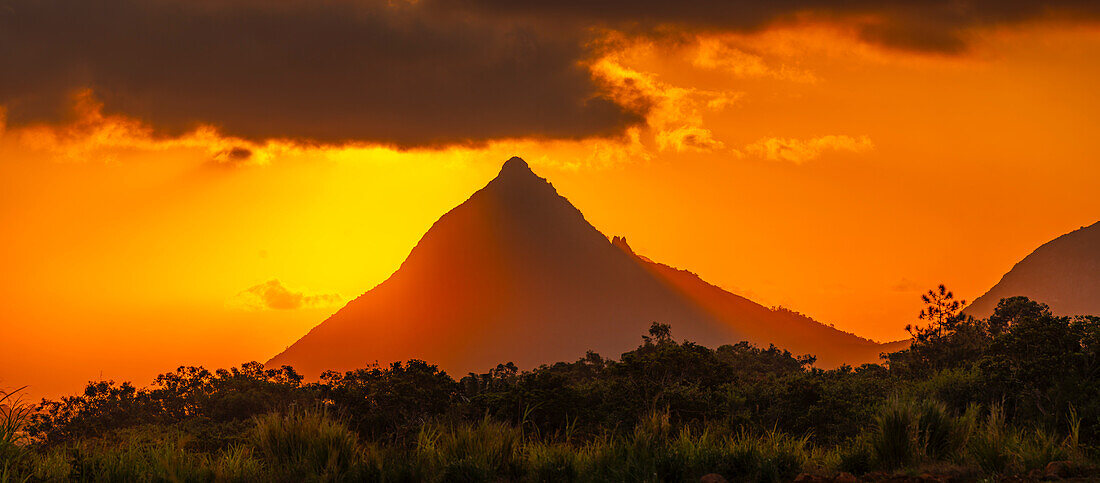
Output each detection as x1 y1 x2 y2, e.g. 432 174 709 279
1 400 1095 482
415 417 525 482
250 407 363 481
1 387 33 481
870 397 917 468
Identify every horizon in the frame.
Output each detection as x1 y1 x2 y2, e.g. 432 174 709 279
3 1 1100 398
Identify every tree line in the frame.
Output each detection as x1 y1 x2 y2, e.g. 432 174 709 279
3 288 1098 480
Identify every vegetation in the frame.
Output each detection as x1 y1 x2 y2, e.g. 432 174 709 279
2 290 1099 481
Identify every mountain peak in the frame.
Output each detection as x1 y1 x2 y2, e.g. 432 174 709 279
499 156 533 177
964 219 1100 318
269 155 896 377
489 156 551 196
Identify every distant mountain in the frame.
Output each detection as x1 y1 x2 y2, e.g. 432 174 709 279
268 157 900 376
613 237 908 365
964 221 1100 319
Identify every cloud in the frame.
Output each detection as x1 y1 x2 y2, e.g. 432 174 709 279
743 135 874 164
2 0 1097 147
691 37 817 83
891 278 924 292
591 42 739 153
0 0 639 148
234 280 341 310
443 0 1100 53
10 90 297 165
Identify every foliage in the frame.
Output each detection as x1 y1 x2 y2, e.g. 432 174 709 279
29 362 311 447
319 359 457 442
6 289 1100 480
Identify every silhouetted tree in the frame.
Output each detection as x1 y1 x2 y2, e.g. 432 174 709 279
979 298 1099 435
888 285 989 378
25 303 1100 451
642 322 673 345
319 360 457 441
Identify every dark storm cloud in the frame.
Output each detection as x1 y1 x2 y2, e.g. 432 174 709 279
437 0 1100 53
1 0 1098 146
0 0 637 147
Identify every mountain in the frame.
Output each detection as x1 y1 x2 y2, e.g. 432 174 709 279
612 238 909 364
964 221 1100 319
268 157 900 376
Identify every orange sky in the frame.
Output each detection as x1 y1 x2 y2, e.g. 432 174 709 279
2 22 1099 398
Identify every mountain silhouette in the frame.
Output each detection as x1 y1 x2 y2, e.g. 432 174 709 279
268 157 899 376
612 238 908 365
964 221 1100 319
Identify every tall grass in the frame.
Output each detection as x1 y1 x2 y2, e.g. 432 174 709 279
585 411 810 482
72 437 212 482
747 429 811 482
967 404 1016 474
61 434 267 482
250 408 363 481
27 450 71 481
3 400 1095 481
870 397 916 468
525 441 583 482
870 397 975 469
966 404 1084 475
211 445 264 482
415 417 525 482
1 387 32 481
916 400 970 461
864 399 1085 476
